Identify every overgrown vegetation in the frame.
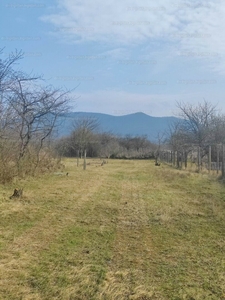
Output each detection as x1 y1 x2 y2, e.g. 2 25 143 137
56 128 157 160
167 100 225 166
0 49 71 183
0 159 225 299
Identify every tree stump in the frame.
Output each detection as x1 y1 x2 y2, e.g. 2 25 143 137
9 188 23 199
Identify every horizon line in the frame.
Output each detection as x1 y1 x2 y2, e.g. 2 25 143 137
69 111 176 118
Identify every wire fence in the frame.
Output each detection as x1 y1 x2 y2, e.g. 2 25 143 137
158 144 225 177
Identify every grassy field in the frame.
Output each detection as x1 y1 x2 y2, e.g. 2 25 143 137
0 158 225 300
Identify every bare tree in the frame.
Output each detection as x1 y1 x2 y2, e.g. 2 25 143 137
98 132 120 159
5 77 70 173
0 49 24 138
71 117 99 169
0 49 71 180
154 132 166 165
168 100 224 169
176 100 217 147
0 48 24 92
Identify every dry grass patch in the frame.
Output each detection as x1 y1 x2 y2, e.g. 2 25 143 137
0 159 225 299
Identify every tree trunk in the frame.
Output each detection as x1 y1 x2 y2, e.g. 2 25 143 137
83 149 86 170
184 151 188 169
208 145 211 173
77 149 79 167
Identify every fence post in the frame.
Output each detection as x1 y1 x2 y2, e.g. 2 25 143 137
173 151 176 166
77 150 79 167
180 151 183 169
184 151 187 169
217 144 220 174
222 144 225 178
208 145 211 173
83 149 87 170
197 146 201 172
190 150 193 168
176 151 180 168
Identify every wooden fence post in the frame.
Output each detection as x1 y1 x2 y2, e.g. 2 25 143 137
83 149 87 170
217 144 220 174
176 151 180 168
208 145 211 173
190 150 193 168
184 151 187 169
180 151 183 169
197 146 201 172
77 150 79 167
222 144 225 178
173 151 176 166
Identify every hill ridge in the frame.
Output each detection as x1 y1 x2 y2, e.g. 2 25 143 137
57 111 179 142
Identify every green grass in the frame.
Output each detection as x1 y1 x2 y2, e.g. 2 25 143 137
0 158 225 299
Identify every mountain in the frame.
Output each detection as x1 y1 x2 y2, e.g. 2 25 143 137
56 111 180 142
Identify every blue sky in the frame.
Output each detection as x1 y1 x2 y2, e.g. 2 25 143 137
1 0 225 117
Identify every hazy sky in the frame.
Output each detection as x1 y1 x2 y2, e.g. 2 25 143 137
1 0 225 117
